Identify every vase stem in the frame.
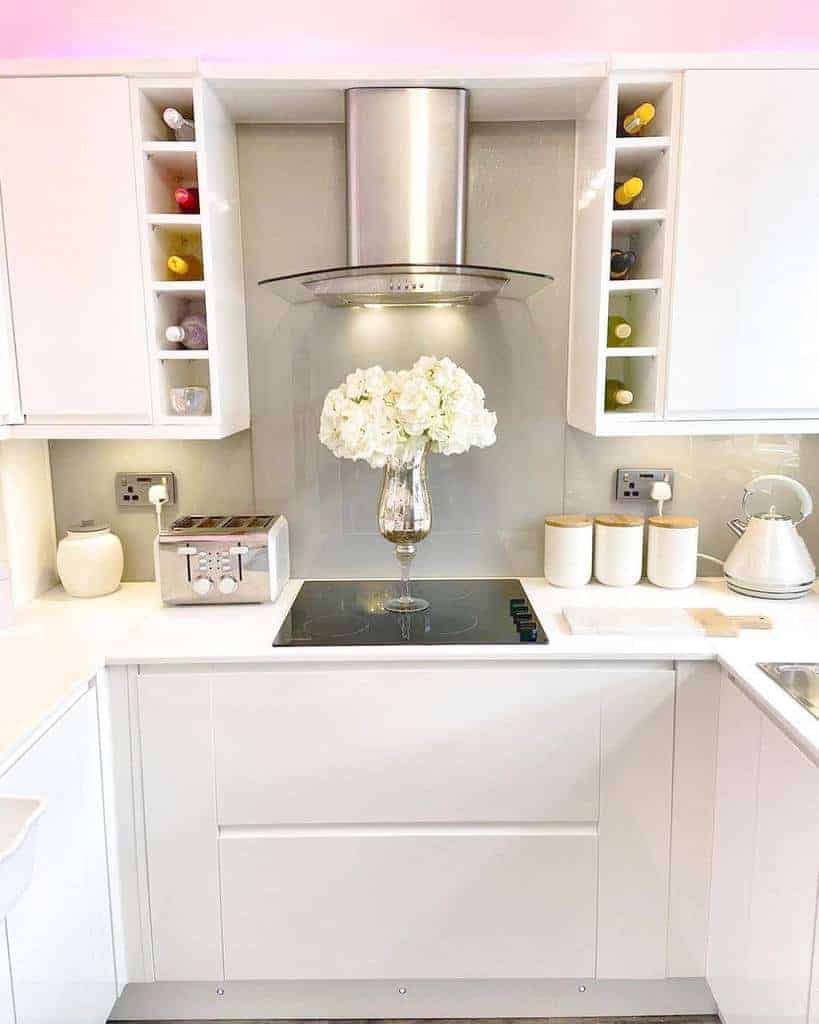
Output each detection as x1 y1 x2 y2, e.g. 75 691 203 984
377 443 432 614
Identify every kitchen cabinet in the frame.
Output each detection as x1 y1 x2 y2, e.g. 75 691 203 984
667 70 819 421
0 926 13 1023
811 908 819 1024
0 77 151 426
708 672 819 1024
0 687 117 1024
0 196 20 427
0 74 249 439
568 67 819 436
135 661 676 984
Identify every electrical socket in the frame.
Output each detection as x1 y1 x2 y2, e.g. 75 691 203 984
116 472 176 509
616 468 674 503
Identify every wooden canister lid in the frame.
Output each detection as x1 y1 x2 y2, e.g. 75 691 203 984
594 513 644 527
648 515 699 529
545 514 593 528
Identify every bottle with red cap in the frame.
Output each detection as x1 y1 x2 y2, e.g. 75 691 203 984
174 187 199 214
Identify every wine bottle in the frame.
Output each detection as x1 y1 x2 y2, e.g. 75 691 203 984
162 107 195 141
167 254 203 280
605 378 634 411
614 176 644 207
622 102 656 136
173 187 199 214
611 249 637 279
166 312 208 350
607 315 634 347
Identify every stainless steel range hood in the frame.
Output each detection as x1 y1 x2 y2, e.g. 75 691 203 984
259 87 552 306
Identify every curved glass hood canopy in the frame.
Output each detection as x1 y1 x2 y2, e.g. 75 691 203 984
259 263 552 307
259 87 553 307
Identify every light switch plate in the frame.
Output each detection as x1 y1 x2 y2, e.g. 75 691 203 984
616 467 673 503
115 472 176 509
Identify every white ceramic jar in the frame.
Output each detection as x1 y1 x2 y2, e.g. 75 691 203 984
56 521 124 598
594 514 644 586
647 515 699 589
544 515 593 587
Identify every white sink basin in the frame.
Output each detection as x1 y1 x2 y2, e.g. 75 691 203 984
0 796 45 918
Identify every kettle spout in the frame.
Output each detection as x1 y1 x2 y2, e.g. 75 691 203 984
727 516 748 539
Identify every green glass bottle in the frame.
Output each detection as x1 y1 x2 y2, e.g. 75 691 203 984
607 315 634 347
605 378 634 412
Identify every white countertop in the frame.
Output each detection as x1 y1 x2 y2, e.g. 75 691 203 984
0 584 160 773
1 577 817 771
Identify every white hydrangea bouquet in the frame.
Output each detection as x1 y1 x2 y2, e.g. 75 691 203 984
319 355 497 468
319 356 497 613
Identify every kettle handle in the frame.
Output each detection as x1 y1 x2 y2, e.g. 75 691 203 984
741 474 813 525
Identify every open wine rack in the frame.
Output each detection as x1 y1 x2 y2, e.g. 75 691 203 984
568 72 682 435
130 78 248 431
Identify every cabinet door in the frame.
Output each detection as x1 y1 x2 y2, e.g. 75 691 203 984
746 718 819 1024
0 924 13 1024
707 675 763 1023
0 690 117 1024
667 70 819 419
0 196 20 424
0 77 150 423
709 673 819 1024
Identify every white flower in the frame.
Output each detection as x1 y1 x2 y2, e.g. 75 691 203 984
318 356 496 468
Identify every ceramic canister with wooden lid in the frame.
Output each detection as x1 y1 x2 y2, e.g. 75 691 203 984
545 515 593 587
594 514 645 586
647 515 699 588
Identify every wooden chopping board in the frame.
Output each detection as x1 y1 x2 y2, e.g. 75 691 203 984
562 606 773 637
686 608 773 637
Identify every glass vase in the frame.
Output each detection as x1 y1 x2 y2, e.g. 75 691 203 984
377 442 432 613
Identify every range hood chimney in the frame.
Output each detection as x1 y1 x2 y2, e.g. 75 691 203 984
259 87 552 306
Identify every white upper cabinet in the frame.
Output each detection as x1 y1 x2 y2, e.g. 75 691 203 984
0 77 151 425
0 174 21 426
568 66 819 436
0 74 249 439
668 70 819 421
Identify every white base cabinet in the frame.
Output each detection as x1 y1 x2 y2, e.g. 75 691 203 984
708 672 819 1024
134 662 681 986
0 688 116 1024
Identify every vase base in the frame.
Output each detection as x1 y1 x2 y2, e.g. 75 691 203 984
384 595 430 614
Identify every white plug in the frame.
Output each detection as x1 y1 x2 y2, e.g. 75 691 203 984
650 480 672 518
148 478 169 535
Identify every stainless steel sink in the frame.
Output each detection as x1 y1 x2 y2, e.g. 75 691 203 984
757 663 819 720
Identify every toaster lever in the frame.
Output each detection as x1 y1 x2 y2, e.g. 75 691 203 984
229 545 250 556
177 545 197 555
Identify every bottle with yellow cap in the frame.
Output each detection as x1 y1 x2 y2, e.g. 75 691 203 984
167 253 203 281
614 176 644 208
607 315 634 347
605 378 634 411
622 102 656 136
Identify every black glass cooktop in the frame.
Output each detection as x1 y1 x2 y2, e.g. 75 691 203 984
273 579 548 646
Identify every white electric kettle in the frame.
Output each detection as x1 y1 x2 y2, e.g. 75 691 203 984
724 474 816 599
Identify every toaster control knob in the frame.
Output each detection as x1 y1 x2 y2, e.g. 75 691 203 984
192 576 213 597
218 575 239 596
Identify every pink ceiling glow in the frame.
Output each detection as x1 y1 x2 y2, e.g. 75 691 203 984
2 0 819 59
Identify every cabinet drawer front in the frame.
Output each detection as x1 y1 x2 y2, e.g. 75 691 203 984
212 665 601 825
220 830 597 980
